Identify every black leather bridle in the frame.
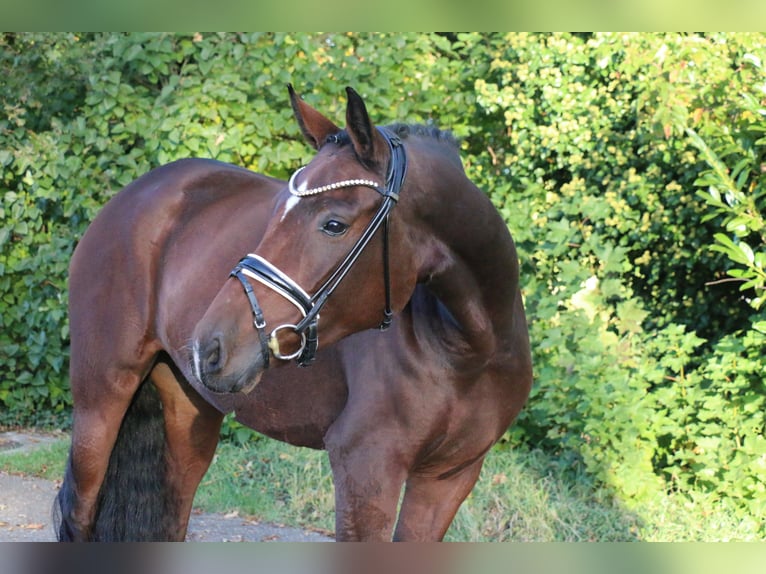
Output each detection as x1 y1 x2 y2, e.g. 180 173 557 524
230 127 407 368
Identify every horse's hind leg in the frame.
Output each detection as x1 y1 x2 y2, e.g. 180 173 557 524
150 357 223 540
392 456 485 541
57 356 222 541
56 365 146 541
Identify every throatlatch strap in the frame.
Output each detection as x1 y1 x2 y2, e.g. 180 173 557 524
380 213 394 331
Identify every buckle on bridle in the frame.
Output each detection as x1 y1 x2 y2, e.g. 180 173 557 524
268 324 308 361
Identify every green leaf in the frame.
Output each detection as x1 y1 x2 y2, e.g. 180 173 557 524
739 241 756 265
712 234 752 265
616 299 648 334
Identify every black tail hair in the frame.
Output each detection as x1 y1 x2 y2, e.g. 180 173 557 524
55 379 179 541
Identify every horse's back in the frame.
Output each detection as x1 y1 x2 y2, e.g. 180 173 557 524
73 158 278 256
68 158 284 388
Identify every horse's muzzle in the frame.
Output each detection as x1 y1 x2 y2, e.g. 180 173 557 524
192 330 265 395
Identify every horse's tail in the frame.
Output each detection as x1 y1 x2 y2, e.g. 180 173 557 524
55 379 178 541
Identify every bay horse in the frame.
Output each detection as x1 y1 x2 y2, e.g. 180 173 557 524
55 86 532 541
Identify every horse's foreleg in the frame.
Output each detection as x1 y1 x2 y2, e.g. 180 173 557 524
325 423 408 541
328 448 408 541
393 456 485 541
150 359 223 540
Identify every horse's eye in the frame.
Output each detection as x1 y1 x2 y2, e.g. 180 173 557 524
321 219 349 237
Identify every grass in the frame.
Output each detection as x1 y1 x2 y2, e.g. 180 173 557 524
195 439 336 534
198 440 761 541
0 433 759 541
0 438 69 480
445 446 760 542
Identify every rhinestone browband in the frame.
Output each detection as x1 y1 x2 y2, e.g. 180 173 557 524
288 166 382 197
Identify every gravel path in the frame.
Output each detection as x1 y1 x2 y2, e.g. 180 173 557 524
0 432 332 542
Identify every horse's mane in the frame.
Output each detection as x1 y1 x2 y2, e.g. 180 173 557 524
330 123 457 149
385 123 458 150
330 122 461 164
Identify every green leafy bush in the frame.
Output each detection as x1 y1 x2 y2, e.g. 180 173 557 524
1 32 764 535
465 32 765 532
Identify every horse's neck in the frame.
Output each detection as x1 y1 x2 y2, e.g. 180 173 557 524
413 166 520 362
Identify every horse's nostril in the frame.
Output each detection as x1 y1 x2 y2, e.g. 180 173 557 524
207 346 220 369
201 334 225 375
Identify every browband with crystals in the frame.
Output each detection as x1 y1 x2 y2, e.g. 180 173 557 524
288 166 382 197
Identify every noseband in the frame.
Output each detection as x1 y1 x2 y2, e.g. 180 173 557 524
230 127 407 367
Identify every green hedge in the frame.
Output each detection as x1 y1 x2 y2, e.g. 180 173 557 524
1 32 764 533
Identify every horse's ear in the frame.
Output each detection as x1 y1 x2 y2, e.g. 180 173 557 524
345 87 381 167
288 84 340 150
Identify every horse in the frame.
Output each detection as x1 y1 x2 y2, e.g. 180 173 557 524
54 86 533 542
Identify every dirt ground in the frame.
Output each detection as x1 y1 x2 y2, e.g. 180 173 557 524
0 431 332 542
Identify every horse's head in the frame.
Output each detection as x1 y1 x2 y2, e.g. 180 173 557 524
192 87 421 394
